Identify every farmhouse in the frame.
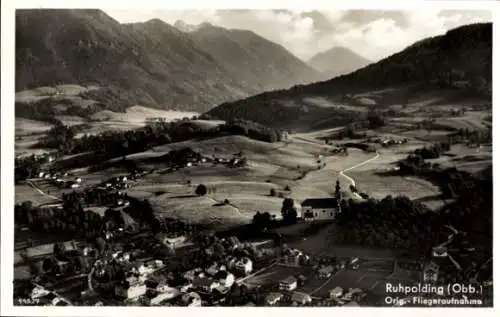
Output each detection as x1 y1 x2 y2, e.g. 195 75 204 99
280 248 306 267
279 276 298 291
234 257 253 275
114 281 147 299
330 287 343 298
214 270 235 288
301 198 341 221
318 265 334 278
159 235 187 249
192 276 220 292
265 292 283 305
291 291 312 305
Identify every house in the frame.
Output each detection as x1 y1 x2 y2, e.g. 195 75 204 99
161 235 187 249
192 276 220 292
150 287 180 305
183 268 203 282
281 249 303 267
279 276 298 291
226 256 237 270
145 259 164 269
114 282 147 299
182 292 202 306
301 198 341 221
265 292 283 305
297 274 308 286
214 270 234 288
234 257 253 275
291 291 312 305
318 265 334 278
206 262 226 276
75 177 82 184
30 285 51 299
330 287 343 298
137 263 155 276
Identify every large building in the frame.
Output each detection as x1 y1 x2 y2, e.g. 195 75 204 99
301 198 341 221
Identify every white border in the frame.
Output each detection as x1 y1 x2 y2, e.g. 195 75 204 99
1 1 499 316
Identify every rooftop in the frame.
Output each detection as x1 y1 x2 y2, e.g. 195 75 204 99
265 292 283 302
291 291 311 302
280 276 297 285
301 198 339 209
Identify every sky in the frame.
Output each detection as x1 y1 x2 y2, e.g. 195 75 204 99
105 9 492 62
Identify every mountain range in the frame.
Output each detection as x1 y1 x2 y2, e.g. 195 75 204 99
307 46 372 80
15 9 321 113
205 23 492 131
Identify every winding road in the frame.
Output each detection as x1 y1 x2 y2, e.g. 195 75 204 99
339 151 380 199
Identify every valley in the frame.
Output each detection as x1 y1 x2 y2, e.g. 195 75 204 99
10 13 493 309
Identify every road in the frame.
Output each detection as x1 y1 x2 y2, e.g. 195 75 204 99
309 272 337 296
236 260 278 286
339 152 380 199
26 180 62 201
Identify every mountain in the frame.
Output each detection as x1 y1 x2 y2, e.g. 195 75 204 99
204 23 492 131
173 20 202 33
189 23 320 91
307 46 372 80
15 10 320 114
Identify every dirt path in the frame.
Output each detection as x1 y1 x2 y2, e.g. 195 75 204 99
339 152 380 199
207 196 253 219
26 180 62 201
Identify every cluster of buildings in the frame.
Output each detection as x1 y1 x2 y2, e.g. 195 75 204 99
263 274 364 307
98 250 255 306
367 137 408 147
161 148 247 173
37 171 82 189
24 284 72 306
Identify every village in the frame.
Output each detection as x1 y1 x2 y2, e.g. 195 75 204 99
13 113 493 308
14 157 435 309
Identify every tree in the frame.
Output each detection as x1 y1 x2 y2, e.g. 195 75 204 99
471 75 487 93
281 198 297 224
269 188 277 197
335 180 341 198
96 237 106 255
54 243 66 257
195 184 207 196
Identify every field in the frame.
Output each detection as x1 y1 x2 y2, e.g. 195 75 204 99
14 86 492 227
15 84 100 104
15 118 53 136
15 183 61 206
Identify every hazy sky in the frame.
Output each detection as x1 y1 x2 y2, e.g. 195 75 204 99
105 9 492 61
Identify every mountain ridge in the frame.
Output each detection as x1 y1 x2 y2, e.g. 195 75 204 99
307 46 372 80
15 9 321 114
204 23 492 130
